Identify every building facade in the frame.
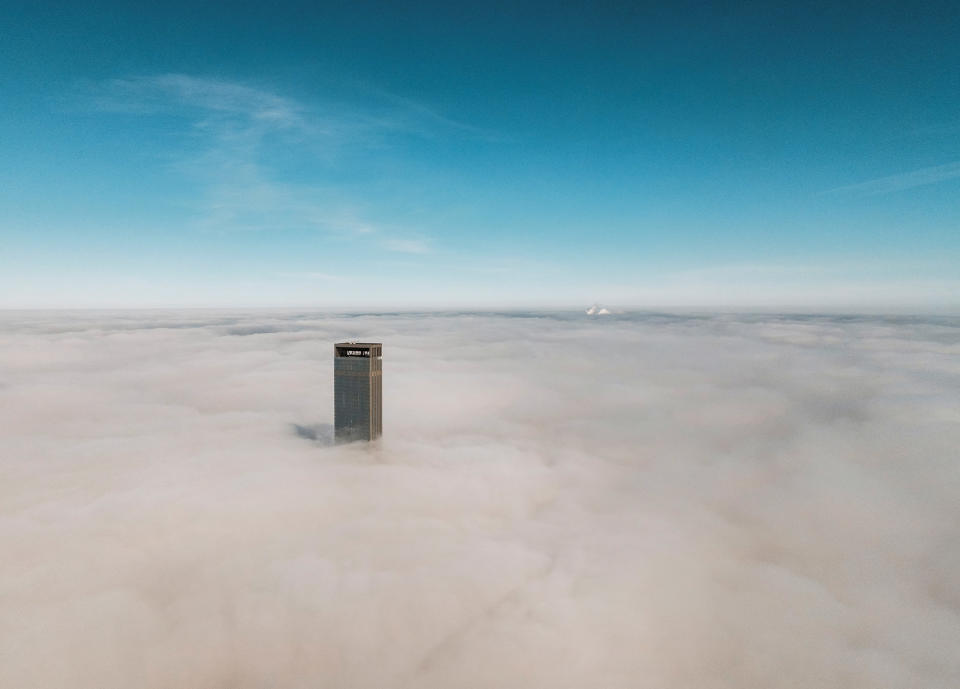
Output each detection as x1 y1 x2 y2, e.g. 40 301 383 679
334 342 382 442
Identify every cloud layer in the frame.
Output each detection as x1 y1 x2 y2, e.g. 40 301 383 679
1 310 958 688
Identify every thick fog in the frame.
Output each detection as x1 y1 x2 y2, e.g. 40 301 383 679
1 310 958 688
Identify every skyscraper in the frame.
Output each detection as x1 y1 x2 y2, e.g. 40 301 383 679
334 342 382 443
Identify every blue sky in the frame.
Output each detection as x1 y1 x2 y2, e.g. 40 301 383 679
2 1 958 309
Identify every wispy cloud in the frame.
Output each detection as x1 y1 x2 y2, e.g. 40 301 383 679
379 237 432 254
276 271 340 280
825 160 960 195
91 74 463 250
101 74 304 124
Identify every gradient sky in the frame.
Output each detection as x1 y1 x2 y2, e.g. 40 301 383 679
2 0 959 309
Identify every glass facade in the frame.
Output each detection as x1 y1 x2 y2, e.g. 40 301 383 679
334 343 382 442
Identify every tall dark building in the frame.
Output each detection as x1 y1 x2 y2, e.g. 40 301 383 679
334 342 382 443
